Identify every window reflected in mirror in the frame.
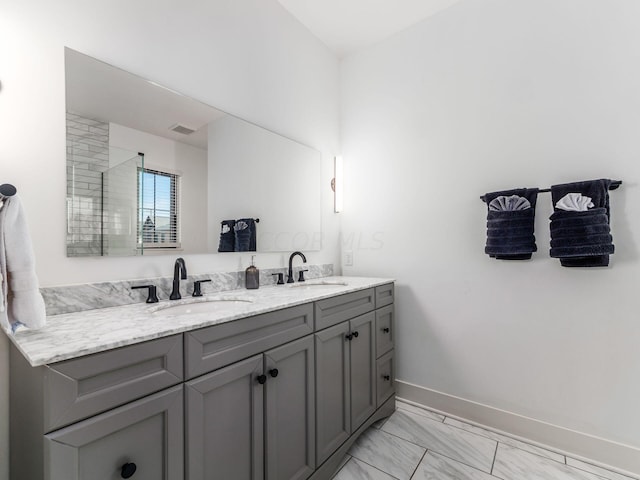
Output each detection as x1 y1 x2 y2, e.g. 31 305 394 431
65 47 322 256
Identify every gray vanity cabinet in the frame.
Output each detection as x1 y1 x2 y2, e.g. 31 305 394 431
9 334 184 480
184 304 314 379
315 321 350 464
375 305 394 357
315 312 376 465
11 281 394 480
45 385 184 480
264 335 316 480
185 335 315 480
185 355 264 480
349 312 377 429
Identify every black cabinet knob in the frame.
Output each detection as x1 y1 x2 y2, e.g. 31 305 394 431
269 368 279 378
382 375 391 381
121 462 137 478
382 327 390 333
257 374 267 384
352 331 359 338
345 333 353 341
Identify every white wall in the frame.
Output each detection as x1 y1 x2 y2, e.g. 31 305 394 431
341 0 640 465
0 1 340 478
208 115 323 252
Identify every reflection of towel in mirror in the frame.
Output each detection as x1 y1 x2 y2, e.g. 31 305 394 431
234 218 256 252
217 220 236 252
0 196 47 333
550 179 614 267
483 188 539 260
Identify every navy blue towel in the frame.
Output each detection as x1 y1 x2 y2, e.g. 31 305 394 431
234 218 257 252
483 188 539 260
549 179 614 267
217 220 236 252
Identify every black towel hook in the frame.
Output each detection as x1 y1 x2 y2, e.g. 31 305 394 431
0 184 17 198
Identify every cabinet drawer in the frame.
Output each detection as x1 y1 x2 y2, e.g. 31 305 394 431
375 305 394 358
314 288 375 331
45 334 183 432
45 385 184 480
376 350 395 407
185 303 314 379
375 283 394 308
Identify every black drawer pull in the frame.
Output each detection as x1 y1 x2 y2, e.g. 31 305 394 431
269 368 279 378
382 375 391 381
352 331 359 338
345 333 353 341
121 462 137 478
382 327 390 333
257 374 267 384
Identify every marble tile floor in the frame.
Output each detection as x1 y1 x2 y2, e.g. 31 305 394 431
332 400 639 480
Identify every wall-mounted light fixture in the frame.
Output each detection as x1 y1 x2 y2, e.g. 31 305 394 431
331 155 343 213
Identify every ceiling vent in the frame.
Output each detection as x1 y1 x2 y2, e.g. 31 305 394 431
170 124 196 135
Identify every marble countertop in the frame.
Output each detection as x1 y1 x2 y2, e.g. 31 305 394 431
10 276 393 367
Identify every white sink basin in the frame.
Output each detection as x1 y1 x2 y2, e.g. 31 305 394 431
288 280 348 288
150 297 253 316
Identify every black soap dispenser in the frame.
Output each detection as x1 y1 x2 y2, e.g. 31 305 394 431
245 255 259 290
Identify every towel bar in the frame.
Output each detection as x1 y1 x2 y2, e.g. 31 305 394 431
479 180 622 202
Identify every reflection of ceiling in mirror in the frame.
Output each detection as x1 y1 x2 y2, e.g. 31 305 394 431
64 48 227 149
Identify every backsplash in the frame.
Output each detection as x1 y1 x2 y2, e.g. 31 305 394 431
41 263 334 315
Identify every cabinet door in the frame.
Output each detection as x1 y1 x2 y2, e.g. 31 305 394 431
375 305 394 358
185 355 264 480
349 312 376 432
265 336 315 480
314 322 350 464
376 350 395 406
45 385 183 480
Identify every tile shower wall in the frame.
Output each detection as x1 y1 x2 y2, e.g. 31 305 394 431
66 111 109 256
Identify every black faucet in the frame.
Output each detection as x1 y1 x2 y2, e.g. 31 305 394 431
170 258 187 300
287 251 307 283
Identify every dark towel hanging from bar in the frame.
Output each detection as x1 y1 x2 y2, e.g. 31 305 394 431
479 179 621 266
482 188 539 260
549 179 615 267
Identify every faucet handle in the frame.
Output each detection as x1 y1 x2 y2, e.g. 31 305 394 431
132 285 159 303
271 273 285 285
297 269 309 282
192 279 212 297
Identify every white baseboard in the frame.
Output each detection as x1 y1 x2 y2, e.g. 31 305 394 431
396 380 640 478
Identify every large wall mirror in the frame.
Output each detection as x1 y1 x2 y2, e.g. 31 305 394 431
65 48 322 257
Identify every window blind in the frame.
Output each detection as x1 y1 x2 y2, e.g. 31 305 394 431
138 168 180 249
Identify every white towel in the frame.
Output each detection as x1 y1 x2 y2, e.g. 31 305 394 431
0 195 46 333
555 193 595 212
